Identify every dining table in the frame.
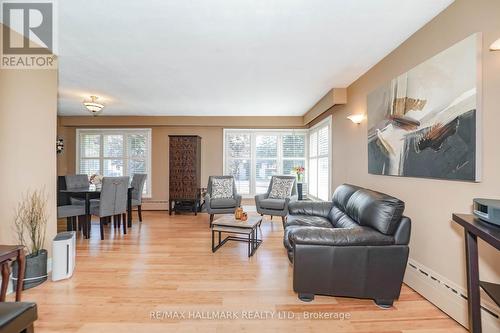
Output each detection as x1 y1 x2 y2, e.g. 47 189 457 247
60 185 134 239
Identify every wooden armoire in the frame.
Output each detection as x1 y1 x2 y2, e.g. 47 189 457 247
168 135 202 215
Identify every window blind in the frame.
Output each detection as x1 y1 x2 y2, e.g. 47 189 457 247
77 129 152 197
308 118 331 201
255 135 278 194
224 130 307 196
225 133 251 195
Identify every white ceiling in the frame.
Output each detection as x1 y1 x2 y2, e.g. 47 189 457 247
58 0 453 116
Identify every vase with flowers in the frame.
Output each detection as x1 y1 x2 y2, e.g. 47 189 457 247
292 166 305 183
89 174 103 189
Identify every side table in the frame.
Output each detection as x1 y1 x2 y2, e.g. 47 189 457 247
0 245 25 302
452 214 500 332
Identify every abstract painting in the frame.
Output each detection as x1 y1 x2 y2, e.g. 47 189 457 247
367 34 481 181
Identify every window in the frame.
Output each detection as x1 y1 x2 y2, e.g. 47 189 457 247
76 129 152 197
308 118 331 201
224 130 307 196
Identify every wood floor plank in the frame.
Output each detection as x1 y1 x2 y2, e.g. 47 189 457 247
7 211 466 332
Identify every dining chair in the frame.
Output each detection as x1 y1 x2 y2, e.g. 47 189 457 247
90 176 129 240
57 204 86 232
131 173 147 222
65 174 89 205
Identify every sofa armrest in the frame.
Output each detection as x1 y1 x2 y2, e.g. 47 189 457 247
234 194 242 207
284 194 298 211
290 226 395 247
254 193 268 206
204 193 211 206
288 200 333 217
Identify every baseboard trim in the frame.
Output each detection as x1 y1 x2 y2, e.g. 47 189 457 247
404 258 499 333
142 200 169 210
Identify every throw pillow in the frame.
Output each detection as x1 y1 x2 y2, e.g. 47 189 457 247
211 178 234 199
268 178 294 199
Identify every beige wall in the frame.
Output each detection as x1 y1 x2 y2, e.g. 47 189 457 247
329 0 499 327
0 26 58 249
302 88 347 125
57 116 306 207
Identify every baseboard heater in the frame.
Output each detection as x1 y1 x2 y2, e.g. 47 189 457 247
405 258 499 332
142 200 169 210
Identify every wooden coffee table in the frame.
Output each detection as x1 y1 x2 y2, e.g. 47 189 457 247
211 215 263 257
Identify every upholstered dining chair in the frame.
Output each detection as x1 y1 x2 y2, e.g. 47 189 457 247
205 176 242 227
130 173 147 222
90 176 129 240
65 174 89 205
57 204 86 233
255 175 297 226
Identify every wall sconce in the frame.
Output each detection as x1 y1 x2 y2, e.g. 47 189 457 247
490 38 500 51
347 114 365 124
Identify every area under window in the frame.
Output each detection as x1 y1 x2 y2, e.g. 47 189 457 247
308 117 331 201
76 128 152 197
224 129 307 196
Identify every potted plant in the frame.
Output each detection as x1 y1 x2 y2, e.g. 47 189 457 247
12 189 49 290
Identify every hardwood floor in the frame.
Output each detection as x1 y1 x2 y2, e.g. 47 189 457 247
14 211 465 332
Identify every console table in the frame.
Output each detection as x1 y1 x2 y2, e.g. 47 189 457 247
452 214 500 333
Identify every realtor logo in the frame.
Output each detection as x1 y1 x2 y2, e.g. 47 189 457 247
1 0 57 69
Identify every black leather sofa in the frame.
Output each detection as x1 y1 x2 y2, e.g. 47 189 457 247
284 184 411 307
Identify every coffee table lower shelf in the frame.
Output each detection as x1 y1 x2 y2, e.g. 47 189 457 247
211 226 262 257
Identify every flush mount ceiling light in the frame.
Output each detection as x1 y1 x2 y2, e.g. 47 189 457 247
490 38 500 51
83 96 104 116
347 114 365 124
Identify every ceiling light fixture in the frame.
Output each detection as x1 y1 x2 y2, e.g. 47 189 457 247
347 114 365 124
490 38 500 51
83 96 104 116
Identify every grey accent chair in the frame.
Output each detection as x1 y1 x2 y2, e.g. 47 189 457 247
255 175 298 225
90 176 129 240
57 204 86 232
205 176 242 227
65 174 88 205
131 173 147 222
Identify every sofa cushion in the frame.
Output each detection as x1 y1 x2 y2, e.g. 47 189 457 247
210 198 237 208
259 198 286 210
328 206 359 228
285 215 333 228
288 201 333 218
345 189 404 235
289 226 395 247
211 178 234 199
332 184 362 211
268 177 294 199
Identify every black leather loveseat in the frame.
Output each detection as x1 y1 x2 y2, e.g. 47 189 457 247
284 184 411 308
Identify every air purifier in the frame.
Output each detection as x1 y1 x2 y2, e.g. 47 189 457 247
51 231 76 281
